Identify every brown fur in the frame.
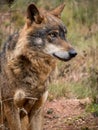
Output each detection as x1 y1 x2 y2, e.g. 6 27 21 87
0 3 77 130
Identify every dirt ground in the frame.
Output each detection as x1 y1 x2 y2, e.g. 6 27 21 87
43 98 98 130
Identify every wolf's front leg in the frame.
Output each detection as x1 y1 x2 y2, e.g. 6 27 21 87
4 102 21 130
28 106 43 130
28 91 48 130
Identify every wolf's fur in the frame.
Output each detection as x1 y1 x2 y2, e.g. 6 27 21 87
0 3 77 130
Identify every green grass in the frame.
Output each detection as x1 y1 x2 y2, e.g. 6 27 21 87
69 82 91 99
11 12 25 28
48 80 96 100
48 82 70 100
86 103 98 116
49 53 98 100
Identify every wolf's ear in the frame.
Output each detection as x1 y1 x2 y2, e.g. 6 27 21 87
27 3 43 26
50 3 65 18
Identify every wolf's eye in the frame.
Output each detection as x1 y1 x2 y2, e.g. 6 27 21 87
49 32 59 39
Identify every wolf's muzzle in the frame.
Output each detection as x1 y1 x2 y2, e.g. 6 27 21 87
53 49 77 61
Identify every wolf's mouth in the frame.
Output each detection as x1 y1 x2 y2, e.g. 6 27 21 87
53 50 77 61
53 53 71 61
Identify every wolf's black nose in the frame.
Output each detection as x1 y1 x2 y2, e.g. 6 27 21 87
69 49 77 57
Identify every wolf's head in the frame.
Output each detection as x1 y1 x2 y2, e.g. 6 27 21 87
16 3 77 62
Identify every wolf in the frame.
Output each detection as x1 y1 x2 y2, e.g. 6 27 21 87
0 3 77 130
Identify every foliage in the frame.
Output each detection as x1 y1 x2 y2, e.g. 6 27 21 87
86 103 98 117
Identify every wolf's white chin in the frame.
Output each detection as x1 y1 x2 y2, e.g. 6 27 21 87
53 51 70 61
